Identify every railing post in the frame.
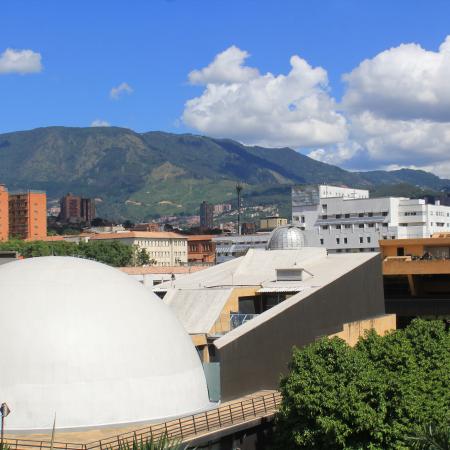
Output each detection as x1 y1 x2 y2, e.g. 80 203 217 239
205 412 209 431
229 404 233 423
178 418 183 439
192 415 197 434
262 396 267 412
252 398 256 416
217 409 221 427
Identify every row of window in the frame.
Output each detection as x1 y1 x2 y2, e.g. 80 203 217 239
146 250 185 258
137 239 186 247
320 211 389 219
321 223 388 230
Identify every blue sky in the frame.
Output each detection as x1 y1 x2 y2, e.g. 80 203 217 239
2 0 450 175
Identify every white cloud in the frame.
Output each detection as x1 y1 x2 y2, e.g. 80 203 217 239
188 46 259 85
308 35 450 177
0 48 42 74
91 119 111 127
183 47 348 148
343 37 450 121
110 82 133 100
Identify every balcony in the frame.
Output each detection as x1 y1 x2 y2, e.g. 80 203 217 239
383 256 450 275
210 313 259 336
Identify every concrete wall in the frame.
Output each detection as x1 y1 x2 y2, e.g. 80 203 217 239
216 255 385 401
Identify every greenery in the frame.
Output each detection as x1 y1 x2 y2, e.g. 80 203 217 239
0 126 448 221
0 239 135 267
113 434 189 450
408 424 450 449
274 319 450 450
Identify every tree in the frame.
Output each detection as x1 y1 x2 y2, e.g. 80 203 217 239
136 248 151 266
274 320 450 450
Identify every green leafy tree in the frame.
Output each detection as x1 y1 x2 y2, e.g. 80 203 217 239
274 320 450 450
135 248 151 266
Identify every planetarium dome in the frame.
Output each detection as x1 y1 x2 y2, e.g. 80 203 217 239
267 224 306 250
0 257 211 432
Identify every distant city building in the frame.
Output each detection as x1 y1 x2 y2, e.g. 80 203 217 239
213 203 232 215
187 235 216 264
213 233 270 263
60 193 96 224
259 216 288 231
241 222 256 235
81 197 96 224
200 201 214 229
0 184 8 241
292 184 450 253
90 231 188 266
9 190 47 240
132 222 160 232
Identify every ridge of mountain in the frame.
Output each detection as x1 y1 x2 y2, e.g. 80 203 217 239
0 126 448 221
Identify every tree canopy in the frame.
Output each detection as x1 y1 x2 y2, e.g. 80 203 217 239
274 319 450 450
0 239 134 267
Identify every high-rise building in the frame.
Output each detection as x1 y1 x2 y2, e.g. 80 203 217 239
199 201 214 229
9 191 47 240
60 193 95 224
80 197 96 224
60 193 81 223
0 184 8 241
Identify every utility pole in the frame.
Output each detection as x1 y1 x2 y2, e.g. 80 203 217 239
236 183 243 235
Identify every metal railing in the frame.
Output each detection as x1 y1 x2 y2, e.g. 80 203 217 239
210 313 259 335
4 391 282 450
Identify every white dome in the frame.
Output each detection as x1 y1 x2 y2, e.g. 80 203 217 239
267 225 306 250
0 257 210 432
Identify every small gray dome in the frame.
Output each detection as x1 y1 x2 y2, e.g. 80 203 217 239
267 225 305 250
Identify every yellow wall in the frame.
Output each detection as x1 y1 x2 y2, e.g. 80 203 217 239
329 314 396 346
209 286 260 335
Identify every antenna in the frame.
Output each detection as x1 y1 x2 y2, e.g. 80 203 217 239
236 182 243 235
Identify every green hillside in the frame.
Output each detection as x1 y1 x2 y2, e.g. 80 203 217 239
0 126 448 221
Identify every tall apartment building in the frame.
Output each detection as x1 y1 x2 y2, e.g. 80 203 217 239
60 193 95 224
292 185 450 253
9 191 47 240
200 201 214 229
0 185 8 241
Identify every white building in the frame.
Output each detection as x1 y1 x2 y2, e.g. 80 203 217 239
90 231 188 266
0 257 211 431
292 185 450 253
212 233 270 263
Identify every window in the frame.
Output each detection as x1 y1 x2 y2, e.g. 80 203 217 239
322 215 328 219
344 224 352 229
367 237 371 243
301 216 305 223
359 224 364 228
336 214 341 219
321 225 329 230
358 213 364 217
359 237 363 243
344 237 348 244
382 212 388 216
368 212 373 217
345 213 350 218
336 238 340 244
335 225 341 230
320 239 324 245
368 223 374 228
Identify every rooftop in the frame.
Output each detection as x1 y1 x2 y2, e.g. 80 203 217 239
90 231 187 240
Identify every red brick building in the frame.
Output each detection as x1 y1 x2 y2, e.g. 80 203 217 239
187 235 216 264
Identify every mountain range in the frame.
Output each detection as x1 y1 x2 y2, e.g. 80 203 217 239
0 126 449 221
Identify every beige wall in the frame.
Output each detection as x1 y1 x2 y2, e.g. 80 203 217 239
329 314 396 346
